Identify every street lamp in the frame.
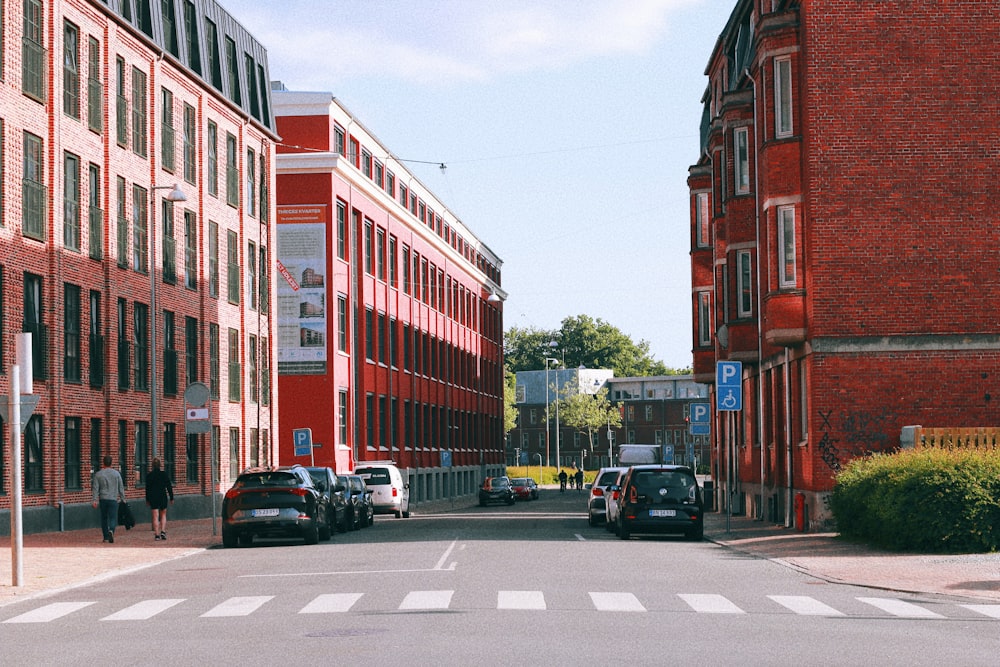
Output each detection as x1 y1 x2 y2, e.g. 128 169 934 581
545 356 560 470
150 183 186 462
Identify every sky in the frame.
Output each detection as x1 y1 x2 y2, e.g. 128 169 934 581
221 0 737 370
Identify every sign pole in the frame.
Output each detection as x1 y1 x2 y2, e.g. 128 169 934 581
10 365 23 587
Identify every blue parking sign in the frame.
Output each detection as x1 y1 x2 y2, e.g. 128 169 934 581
293 428 313 457
716 361 742 412
689 402 711 435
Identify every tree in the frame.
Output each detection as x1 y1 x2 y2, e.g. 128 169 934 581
556 386 622 453
503 368 519 436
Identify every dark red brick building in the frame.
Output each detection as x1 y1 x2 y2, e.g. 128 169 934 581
690 0 1000 528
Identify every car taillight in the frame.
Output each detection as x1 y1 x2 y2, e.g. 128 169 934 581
225 488 239 499
392 488 398 497
611 490 620 500
289 488 309 497
593 488 604 497
629 487 637 503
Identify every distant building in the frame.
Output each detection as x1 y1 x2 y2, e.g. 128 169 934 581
690 1 1000 528
510 371 709 470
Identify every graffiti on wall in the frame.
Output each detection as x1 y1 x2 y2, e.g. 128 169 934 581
818 407 894 472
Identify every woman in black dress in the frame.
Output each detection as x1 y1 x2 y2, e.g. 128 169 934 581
145 458 174 540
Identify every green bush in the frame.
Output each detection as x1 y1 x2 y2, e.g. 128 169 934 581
831 448 1000 552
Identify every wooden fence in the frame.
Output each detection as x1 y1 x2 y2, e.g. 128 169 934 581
911 427 1000 450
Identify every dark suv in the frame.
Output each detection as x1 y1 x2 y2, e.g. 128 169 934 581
222 466 333 547
616 465 704 540
304 466 348 533
479 476 516 506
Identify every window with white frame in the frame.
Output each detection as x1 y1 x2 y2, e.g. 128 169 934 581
695 192 710 248
697 291 712 347
778 206 796 287
734 127 750 194
775 57 793 137
737 250 753 317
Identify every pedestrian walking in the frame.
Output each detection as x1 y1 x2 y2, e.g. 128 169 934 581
145 458 174 540
91 455 126 543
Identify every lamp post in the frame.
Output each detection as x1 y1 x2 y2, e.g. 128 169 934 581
150 183 187 462
545 356 560 470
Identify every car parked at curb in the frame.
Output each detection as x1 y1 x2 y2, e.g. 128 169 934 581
222 465 333 547
354 462 410 518
588 466 627 526
479 476 516 506
604 468 629 534
304 466 348 533
340 473 372 530
348 474 375 527
616 465 704 540
510 477 539 501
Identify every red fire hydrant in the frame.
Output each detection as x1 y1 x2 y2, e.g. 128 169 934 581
794 492 806 532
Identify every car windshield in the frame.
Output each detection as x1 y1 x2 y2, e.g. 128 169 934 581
492 478 510 489
597 471 621 486
357 468 391 484
633 471 696 500
235 472 298 488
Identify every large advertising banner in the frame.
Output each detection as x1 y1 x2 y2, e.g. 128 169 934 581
277 206 328 375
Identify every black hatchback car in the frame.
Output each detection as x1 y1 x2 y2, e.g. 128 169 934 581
479 476 516 506
222 465 333 547
616 465 704 540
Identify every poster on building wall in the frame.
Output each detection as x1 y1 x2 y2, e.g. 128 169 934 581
277 206 328 375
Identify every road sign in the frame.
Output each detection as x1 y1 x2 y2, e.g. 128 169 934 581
663 445 674 464
716 361 743 412
293 428 313 457
689 402 711 435
184 382 212 434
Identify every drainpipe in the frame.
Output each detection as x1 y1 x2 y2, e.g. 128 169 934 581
746 67 766 520
784 347 793 527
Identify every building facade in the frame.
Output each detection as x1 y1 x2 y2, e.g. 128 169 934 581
273 88 506 504
510 371 709 471
690 0 1000 527
1 0 278 533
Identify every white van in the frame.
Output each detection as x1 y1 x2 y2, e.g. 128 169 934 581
354 462 410 518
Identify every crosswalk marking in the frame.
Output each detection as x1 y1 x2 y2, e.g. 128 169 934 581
857 597 943 618
589 592 645 612
769 595 845 616
3 601 96 624
200 596 273 617
299 593 363 614
399 590 453 610
678 593 745 614
101 598 185 621
498 590 546 610
960 604 1000 619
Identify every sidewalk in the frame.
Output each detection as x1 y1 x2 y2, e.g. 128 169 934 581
3 507 999 607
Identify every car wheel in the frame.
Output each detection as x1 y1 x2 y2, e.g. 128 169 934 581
304 522 320 545
320 514 332 541
588 513 597 527
338 512 349 533
605 517 615 533
238 533 254 547
222 528 238 548
506 497 515 506
687 522 704 541
348 509 358 531
394 509 402 518
402 507 410 518
619 519 631 540
479 500 487 507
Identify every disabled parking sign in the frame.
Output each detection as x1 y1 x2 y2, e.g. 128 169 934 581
716 361 742 412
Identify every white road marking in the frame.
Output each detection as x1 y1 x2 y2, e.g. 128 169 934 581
678 593 745 614
101 598 185 621
498 590 546 610
200 595 273 617
768 595 845 616
590 592 646 612
433 540 459 571
299 593 364 614
3 601 95 623
399 590 453 610
961 604 1000 619
857 597 943 618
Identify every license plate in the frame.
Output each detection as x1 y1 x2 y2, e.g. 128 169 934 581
251 508 280 517
650 509 676 518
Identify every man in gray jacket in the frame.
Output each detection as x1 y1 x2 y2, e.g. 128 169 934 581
91 456 126 543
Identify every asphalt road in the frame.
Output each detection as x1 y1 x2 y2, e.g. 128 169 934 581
2 490 999 666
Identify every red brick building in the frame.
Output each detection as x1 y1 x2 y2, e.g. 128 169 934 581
273 88 506 504
1 0 278 532
690 0 1000 528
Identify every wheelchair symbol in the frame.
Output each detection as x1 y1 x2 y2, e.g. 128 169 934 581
720 390 738 409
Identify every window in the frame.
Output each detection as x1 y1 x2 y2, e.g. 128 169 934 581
164 310 177 396
248 335 258 403
208 220 219 297
259 246 269 314
226 133 238 207
246 148 256 216
90 419 102 480
64 22 80 118
388 236 397 287
161 88 175 172
260 337 270 405
228 328 241 402
385 170 395 198
366 394 374 450
365 309 374 361
775 57 793 137
89 290 105 388
117 420 128 484
225 36 241 104
229 427 240 480
364 220 373 275
184 0 202 75
247 240 257 310
361 149 372 178
205 19 222 90
117 177 128 266
131 66 147 157
25 416 44 492
336 200 346 260
226 229 240 303
22 132 45 240
207 121 218 196
64 283 81 382
737 250 753 318
338 390 348 445
65 417 82 490
697 291 712 347
377 312 387 364
24 273 46 379
117 298 130 389
778 206 797 287
64 152 81 250
116 57 128 146
184 210 197 289
183 104 196 183
402 245 410 293
134 301 149 390
23 0 45 101
88 164 103 259
186 433 199 484
185 316 198 383
209 322 220 399
734 127 749 194
132 185 148 272
135 421 149 486
376 228 385 280
337 294 347 352
162 199 176 284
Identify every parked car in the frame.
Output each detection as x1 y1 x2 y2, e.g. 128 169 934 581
479 476 516 506
588 466 627 526
222 465 333 547
304 466 348 533
348 474 375 527
354 462 410 518
510 477 539 500
604 468 629 534
340 474 372 530
616 465 704 540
